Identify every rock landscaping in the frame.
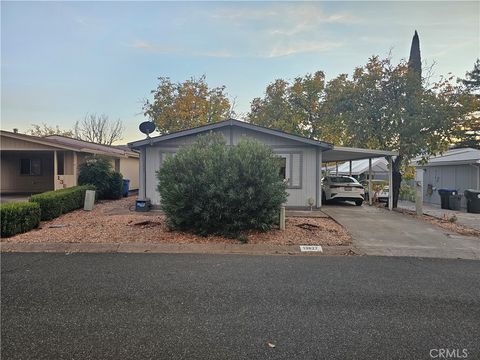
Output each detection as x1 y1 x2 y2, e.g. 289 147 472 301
2 196 352 246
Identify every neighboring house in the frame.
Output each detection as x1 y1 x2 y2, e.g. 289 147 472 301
0 130 139 194
129 119 396 209
326 158 389 181
412 148 480 209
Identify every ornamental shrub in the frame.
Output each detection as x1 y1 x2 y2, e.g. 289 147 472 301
78 156 123 199
105 172 123 200
1 202 41 237
30 185 96 221
157 133 288 237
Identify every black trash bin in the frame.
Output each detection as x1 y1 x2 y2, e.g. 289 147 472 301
464 189 480 214
438 189 458 209
449 194 462 211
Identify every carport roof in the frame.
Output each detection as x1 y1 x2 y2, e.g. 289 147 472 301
322 146 397 162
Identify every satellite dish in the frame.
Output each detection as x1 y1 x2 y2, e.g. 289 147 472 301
139 121 156 137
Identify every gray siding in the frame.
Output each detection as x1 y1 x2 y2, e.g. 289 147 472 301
422 164 479 209
143 126 319 208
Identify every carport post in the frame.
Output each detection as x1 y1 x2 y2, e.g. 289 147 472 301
388 156 393 211
349 161 352 176
368 158 373 206
53 150 58 191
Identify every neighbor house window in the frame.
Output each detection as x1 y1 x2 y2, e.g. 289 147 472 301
57 152 65 175
20 159 42 175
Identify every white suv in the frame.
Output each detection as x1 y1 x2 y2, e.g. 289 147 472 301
322 176 365 206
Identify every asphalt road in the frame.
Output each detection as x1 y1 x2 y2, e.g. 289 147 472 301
1 254 479 360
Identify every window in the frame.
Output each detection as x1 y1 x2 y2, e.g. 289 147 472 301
20 159 42 175
278 157 287 180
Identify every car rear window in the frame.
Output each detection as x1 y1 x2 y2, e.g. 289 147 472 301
329 177 359 184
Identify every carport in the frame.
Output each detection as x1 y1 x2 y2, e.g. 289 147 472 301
321 146 398 210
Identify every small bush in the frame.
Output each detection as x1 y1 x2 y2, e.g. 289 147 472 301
30 185 96 221
158 133 288 237
1 202 41 237
78 156 123 199
105 172 123 200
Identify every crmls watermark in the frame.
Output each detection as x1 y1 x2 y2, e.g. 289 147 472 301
429 348 468 359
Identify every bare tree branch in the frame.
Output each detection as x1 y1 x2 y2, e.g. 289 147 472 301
75 113 124 145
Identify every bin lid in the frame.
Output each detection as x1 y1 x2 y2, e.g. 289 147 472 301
438 188 457 194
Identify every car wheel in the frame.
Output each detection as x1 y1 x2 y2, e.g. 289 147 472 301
355 199 363 206
322 191 327 203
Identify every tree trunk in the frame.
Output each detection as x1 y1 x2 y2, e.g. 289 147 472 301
392 155 403 208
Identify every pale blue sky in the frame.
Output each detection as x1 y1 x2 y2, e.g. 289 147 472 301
1 1 479 143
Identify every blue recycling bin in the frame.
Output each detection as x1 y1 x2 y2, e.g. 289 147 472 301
122 179 130 197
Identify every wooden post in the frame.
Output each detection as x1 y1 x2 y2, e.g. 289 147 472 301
388 156 393 211
415 167 423 216
368 158 373 206
280 206 286 231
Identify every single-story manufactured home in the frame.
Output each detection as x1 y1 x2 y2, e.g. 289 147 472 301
0 130 139 194
129 119 397 209
412 147 480 209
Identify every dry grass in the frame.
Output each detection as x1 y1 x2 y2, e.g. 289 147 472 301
3 196 351 246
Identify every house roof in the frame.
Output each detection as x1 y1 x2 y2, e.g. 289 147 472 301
328 158 389 175
1 130 138 158
412 148 480 167
128 118 334 149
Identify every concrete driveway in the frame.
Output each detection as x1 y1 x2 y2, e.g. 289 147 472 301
322 203 480 260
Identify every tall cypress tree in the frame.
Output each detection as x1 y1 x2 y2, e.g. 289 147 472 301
408 30 422 80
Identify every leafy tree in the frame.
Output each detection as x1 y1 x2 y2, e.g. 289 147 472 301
157 133 288 238
454 59 480 149
78 156 123 199
249 72 348 144
331 56 469 207
28 123 74 137
460 58 480 93
143 75 232 134
74 113 124 145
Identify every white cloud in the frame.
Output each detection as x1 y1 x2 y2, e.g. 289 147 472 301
131 40 177 53
264 41 343 58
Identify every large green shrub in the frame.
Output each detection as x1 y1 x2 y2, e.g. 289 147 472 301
78 156 123 199
157 134 288 237
30 185 96 221
1 202 41 237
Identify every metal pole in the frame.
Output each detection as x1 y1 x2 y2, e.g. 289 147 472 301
388 156 393 211
336 162 338 176
368 158 373 206
349 161 352 176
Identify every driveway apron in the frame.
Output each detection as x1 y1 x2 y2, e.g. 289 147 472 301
322 204 480 260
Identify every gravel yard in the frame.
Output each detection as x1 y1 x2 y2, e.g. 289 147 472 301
2 196 351 246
